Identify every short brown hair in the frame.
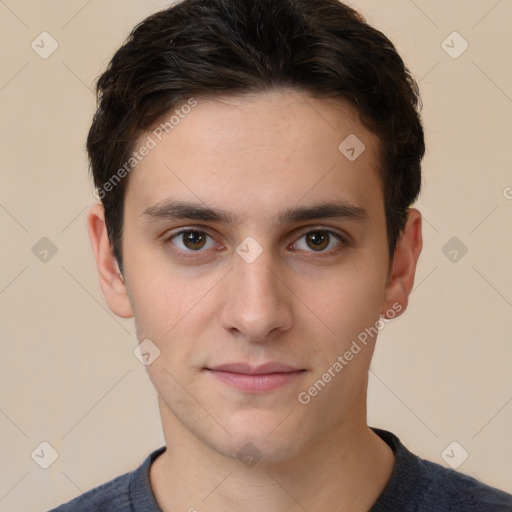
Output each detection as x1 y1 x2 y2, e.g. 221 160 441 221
87 0 425 272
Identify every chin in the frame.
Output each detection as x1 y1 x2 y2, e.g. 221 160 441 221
209 410 315 464
211 435 305 465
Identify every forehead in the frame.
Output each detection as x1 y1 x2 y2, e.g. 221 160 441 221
124 89 384 224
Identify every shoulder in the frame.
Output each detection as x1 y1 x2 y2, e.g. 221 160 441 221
47 447 166 512
371 428 512 512
417 457 512 511
48 471 132 511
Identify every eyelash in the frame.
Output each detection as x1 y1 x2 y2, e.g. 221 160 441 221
164 227 349 260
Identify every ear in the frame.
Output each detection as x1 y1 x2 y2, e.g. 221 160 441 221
87 203 134 319
381 208 422 318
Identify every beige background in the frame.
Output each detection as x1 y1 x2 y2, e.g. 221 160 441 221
1 1 511 510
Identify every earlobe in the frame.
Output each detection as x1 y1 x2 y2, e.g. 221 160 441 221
381 208 423 318
87 203 134 319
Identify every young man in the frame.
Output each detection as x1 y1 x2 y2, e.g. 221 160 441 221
51 0 512 510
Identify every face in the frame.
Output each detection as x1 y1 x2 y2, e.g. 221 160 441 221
94 89 418 462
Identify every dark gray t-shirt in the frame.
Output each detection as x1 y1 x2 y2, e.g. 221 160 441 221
49 428 512 511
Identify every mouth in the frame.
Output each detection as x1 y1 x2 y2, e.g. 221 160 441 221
204 362 307 393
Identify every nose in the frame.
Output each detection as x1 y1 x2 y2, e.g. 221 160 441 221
220 248 293 342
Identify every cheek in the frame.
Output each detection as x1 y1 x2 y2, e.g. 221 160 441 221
126 259 223 367
125 244 197 329
309 262 385 340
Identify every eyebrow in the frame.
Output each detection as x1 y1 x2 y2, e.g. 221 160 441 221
141 199 369 225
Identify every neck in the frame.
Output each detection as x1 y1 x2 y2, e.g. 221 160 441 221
150 400 395 512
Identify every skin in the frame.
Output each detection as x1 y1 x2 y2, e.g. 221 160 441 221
88 89 422 511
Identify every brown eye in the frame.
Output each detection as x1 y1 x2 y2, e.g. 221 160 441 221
292 229 345 255
181 230 207 250
168 229 217 253
305 231 330 251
